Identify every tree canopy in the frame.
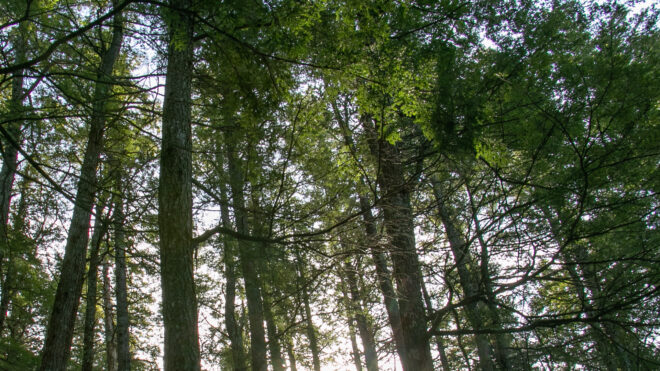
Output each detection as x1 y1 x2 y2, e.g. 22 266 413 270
0 0 658 370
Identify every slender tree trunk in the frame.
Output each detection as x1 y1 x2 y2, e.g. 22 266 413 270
286 339 298 371
263 289 285 371
158 0 200 369
114 168 130 370
216 142 247 371
358 195 408 368
363 117 433 371
82 203 109 371
419 270 451 371
226 137 267 371
0 19 27 330
467 186 512 370
40 7 123 369
341 279 364 371
343 259 379 371
431 179 495 371
297 258 321 371
103 260 118 371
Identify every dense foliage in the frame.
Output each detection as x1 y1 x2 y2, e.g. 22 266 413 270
0 0 658 370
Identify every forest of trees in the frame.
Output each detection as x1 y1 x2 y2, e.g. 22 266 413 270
0 0 658 370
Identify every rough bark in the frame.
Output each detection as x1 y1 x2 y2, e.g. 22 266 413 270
363 117 433 371
217 143 247 371
103 261 118 371
114 169 130 370
226 137 267 371
82 203 109 371
40 7 123 369
158 0 200 369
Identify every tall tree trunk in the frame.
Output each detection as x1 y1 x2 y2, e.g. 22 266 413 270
286 339 298 371
340 279 364 371
359 195 408 367
114 168 130 370
419 268 451 371
82 202 109 371
251 195 286 371
0 19 27 329
226 137 267 371
363 117 433 371
103 260 118 371
262 288 285 371
216 142 247 371
40 7 123 369
297 258 321 371
431 179 495 371
158 0 200 369
343 258 379 371
467 186 512 370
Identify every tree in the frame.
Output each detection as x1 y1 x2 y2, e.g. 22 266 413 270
158 0 200 368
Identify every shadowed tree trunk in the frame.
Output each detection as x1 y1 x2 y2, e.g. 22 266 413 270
226 135 267 371
216 141 247 371
158 0 200 369
431 178 497 371
343 257 379 371
114 167 130 370
297 257 321 371
340 279 363 371
368 125 433 370
0 20 26 293
286 339 298 371
103 260 118 371
358 194 407 367
82 202 109 371
39 5 123 369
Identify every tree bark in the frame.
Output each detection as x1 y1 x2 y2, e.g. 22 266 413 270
82 203 109 371
343 258 379 371
103 260 118 371
114 168 130 370
358 195 408 368
158 0 200 369
216 142 247 371
0 19 27 331
431 179 495 371
363 117 433 371
226 137 267 371
40 6 123 369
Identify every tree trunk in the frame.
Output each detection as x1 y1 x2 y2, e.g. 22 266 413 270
343 258 379 371
226 137 267 371
82 203 109 371
158 0 200 369
0 19 27 331
40 6 123 369
363 117 433 371
297 258 321 371
216 142 247 371
419 268 451 371
431 179 495 371
286 340 298 371
358 195 408 368
114 168 130 370
103 260 118 371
